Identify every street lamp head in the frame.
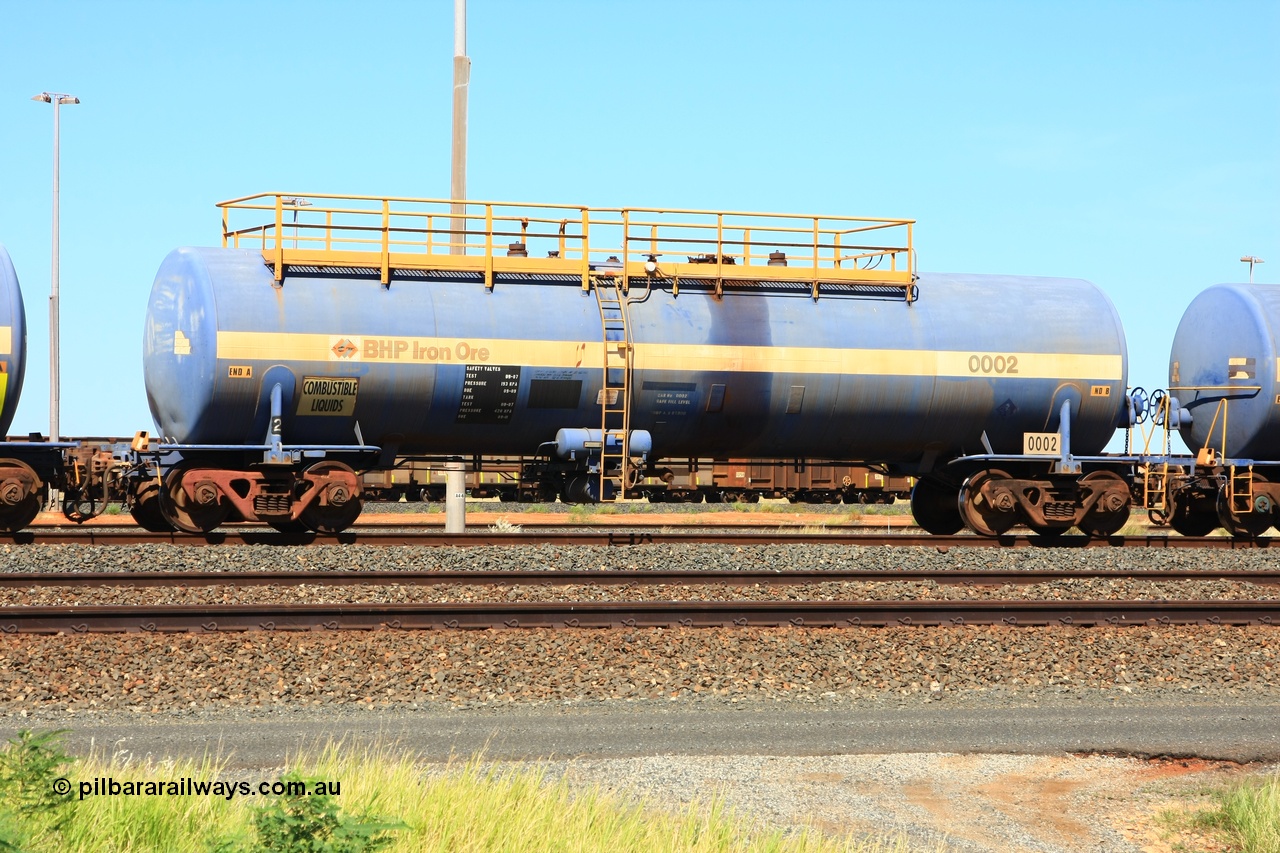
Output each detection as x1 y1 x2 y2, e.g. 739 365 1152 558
31 92 80 105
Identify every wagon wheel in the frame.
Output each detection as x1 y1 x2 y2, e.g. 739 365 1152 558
1166 493 1219 537
1216 474 1274 539
957 469 1018 536
159 467 230 534
299 461 364 534
910 478 963 535
0 459 44 533
128 478 175 532
1076 471 1131 537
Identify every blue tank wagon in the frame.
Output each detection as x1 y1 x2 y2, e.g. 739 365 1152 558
137 194 1132 535
0 244 85 531
0 245 26 439
1159 283 1280 536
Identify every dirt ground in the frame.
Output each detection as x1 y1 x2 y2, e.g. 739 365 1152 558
550 751 1272 852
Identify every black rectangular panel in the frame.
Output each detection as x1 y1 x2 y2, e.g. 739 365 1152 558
528 378 583 409
457 365 521 424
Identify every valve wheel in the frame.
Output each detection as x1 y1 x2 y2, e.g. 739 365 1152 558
1148 389 1168 427
1128 387 1149 425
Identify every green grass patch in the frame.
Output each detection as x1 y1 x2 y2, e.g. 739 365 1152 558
1162 772 1280 852
0 731 934 853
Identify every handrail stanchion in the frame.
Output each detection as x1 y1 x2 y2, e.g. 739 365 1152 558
273 196 284 282
715 214 724 299
580 208 590 292
380 199 390 286
811 218 820 301
484 204 494 291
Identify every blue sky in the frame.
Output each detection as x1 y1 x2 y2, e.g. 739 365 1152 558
1 0 1276 442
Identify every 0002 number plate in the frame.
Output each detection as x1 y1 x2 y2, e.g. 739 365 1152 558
1022 432 1061 456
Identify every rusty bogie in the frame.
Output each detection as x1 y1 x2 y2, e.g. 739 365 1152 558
1153 465 1280 539
164 462 363 533
957 468 1132 537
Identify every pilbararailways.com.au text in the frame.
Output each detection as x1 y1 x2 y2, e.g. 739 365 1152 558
54 776 343 801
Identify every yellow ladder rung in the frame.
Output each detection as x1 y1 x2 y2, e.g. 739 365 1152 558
593 274 633 502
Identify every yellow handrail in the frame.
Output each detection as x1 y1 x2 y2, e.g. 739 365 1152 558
216 193 916 291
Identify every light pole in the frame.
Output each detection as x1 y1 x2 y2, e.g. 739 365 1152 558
445 0 470 533
1240 255 1265 284
281 197 312 248
31 91 79 447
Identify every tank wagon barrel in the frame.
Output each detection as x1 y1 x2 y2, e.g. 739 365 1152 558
130 192 1135 536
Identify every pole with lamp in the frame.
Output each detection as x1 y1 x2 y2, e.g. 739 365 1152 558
32 91 79 511
280 197 312 248
444 0 470 532
1240 256 1265 284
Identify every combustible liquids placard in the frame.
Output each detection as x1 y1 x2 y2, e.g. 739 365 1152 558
457 365 521 424
297 376 359 417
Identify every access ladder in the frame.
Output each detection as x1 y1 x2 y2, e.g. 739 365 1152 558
1142 463 1169 512
593 273 632 501
1229 464 1255 514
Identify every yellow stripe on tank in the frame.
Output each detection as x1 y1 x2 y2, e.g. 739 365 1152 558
0 327 9 412
215 331 1123 380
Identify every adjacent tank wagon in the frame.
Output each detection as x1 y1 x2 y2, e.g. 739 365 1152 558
0 244 26 437
0 244 78 532
1157 283 1280 536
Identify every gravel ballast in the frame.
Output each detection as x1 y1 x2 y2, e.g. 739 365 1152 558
0 543 1276 714
1 541 1278 575
1 624 1276 713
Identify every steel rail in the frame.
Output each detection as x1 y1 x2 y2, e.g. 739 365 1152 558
0 530 1273 548
2 569 1279 589
1 599 1277 634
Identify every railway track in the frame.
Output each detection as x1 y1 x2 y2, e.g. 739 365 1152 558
2 568 1278 634
3 568 1279 588
0 529 1274 548
2 598 1276 634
